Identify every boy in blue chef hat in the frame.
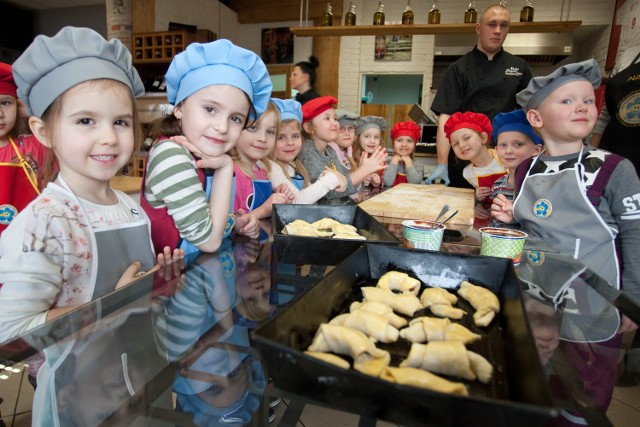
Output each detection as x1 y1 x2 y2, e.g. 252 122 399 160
492 59 640 419
141 39 273 256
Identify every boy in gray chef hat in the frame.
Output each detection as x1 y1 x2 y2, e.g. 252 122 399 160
492 58 640 420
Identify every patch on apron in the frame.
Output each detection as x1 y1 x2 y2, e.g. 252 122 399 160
0 204 18 225
533 199 552 219
527 250 545 266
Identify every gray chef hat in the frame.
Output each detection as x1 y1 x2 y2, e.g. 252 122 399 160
516 59 601 110
355 115 387 136
12 26 145 117
336 109 360 127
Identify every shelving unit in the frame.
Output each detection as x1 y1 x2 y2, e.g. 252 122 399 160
133 30 214 63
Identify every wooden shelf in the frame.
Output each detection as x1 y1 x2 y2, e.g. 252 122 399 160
290 21 582 37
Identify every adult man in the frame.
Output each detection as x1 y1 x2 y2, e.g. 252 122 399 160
427 3 532 187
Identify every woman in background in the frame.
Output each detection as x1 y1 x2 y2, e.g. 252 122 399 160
289 56 321 105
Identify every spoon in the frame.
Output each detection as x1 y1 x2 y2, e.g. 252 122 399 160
431 204 450 228
438 210 459 227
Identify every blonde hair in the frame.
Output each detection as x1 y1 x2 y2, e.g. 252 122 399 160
273 118 311 188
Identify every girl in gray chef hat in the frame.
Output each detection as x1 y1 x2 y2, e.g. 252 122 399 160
353 115 387 187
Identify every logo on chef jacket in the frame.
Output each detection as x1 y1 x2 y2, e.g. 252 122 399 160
0 204 18 225
504 66 523 77
533 199 552 219
527 250 545 266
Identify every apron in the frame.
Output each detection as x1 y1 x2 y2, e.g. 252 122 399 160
473 150 507 208
600 55 640 174
0 137 40 234
513 147 620 342
393 171 408 186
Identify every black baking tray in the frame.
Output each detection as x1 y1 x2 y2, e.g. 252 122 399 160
253 244 557 427
272 204 399 265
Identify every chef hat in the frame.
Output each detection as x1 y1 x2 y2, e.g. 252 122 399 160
12 26 144 117
165 39 272 119
444 111 492 142
301 95 337 123
491 110 542 145
271 98 302 123
0 62 17 98
516 59 601 110
335 109 360 127
391 121 421 142
355 115 387 136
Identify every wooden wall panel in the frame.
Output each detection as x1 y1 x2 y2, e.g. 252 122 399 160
132 0 155 33
312 35 340 100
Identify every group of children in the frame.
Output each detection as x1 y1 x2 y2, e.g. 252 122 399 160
0 25 638 424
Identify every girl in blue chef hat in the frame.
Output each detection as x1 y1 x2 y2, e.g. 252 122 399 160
141 39 273 256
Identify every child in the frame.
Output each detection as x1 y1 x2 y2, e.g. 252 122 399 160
141 39 269 254
328 109 359 170
230 100 292 219
492 59 640 418
298 96 387 200
269 98 346 203
0 62 49 234
0 26 182 343
490 109 542 202
382 120 424 187
353 115 387 188
444 111 507 207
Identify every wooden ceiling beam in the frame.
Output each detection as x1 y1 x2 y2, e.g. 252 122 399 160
229 0 342 24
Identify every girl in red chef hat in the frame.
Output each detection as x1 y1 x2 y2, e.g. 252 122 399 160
382 121 424 187
444 111 507 208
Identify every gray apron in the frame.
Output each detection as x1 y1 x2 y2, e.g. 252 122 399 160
513 148 620 341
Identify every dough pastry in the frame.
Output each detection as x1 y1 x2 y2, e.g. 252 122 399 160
307 324 387 361
457 281 500 327
400 317 481 344
420 287 466 319
329 310 399 343
354 350 391 376
400 342 493 383
349 301 407 328
361 287 422 317
312 217 341 230
332 223 358 234
305 351 351 369
377 271 421 295
284 223 329 237
333 232 366 240
380 367 468 396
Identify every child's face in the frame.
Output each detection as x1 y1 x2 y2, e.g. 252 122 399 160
535 80 598 144
450 128 489 162
393 135 416 156
236 109 276 163
45 80 134 185
0 94 18 144
275 120 302 163
307 108 339 143
496 131 542 170
336 123 356 149
358 128 382 154
174 84 249 159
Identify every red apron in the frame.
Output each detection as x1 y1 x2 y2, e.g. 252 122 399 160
393 172 408 186
0 137 40 234
473 150 507 208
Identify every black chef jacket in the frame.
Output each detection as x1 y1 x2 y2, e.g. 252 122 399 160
295 88 321 105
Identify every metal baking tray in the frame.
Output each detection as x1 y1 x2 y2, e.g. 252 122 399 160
272 204 399 265
253 244 557 427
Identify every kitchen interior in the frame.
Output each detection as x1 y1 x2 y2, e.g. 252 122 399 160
0 0 639 426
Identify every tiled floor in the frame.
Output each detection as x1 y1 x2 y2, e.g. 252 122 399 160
1 362 639 426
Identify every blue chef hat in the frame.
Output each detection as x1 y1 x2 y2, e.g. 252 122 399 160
165 39 272 118
491 110 542 145
271 98 302 123
12 26 144 117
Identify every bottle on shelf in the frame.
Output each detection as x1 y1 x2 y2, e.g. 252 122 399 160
402 1 414 25
345 2 357 26
373 1 385 25
428 1 441 24
520 0 534 22
464 1 478 23
321 2 333 26
499 0 508 7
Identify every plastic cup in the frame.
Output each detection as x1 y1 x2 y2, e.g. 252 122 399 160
402 220 445 251
480 227 528 265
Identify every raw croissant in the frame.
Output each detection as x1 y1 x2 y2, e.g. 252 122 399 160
349 301 408 328
420 287 466 319
307 324 388 361
400 317 481 344
380 366 468 396
400 341 493 383
330 310 400 343
332 223 358 234
361 287 423 317
333 232 366 240
377 271 421 295
284 222 332 237
312 217 341 230
457 281 500 327
354 350 391 377
305 351 350 369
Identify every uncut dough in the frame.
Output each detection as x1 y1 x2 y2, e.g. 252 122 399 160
457 281 500 327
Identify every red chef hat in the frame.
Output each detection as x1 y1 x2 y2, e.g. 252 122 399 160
301 96 337 123
0 62 17 98
390 121 421 142
444 111 492 142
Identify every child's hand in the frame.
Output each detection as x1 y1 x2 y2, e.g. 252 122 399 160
332 171 348 192
618 314 639 334
275 183 295 203
490 194 514 223
401 155 414 168
390 154 403 165
115 261 159 290
360 147 388 175
475 187 492 202
170 135 232 170
155 246 185 281
267 192 290 207
370 172 382 187
235 210 260 239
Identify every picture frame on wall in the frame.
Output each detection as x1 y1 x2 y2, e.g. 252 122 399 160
374 35 413 62
261 27 294 65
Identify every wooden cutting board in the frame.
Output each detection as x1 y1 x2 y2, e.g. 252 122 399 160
359 184 475 225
